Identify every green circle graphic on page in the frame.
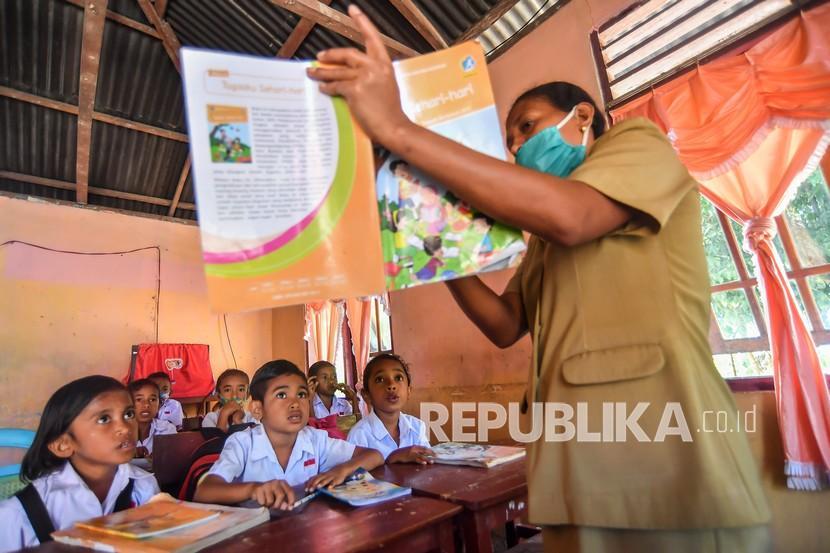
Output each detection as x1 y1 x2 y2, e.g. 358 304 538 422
205 97 356 278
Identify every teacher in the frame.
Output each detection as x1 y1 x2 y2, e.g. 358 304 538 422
309 6 771 552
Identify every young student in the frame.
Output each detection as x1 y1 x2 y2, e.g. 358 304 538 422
0 375 159 551
129 379 176 458
347 354 434 464
193 360 383 510
147 371 184 430
308 360 359 418
202 369 258 432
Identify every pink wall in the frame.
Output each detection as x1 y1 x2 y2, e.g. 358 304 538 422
0 195 276 429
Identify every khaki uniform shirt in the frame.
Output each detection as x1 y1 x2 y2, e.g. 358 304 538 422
507 118 770 529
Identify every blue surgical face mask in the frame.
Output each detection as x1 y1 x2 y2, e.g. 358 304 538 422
159 392 170 402
515 108 589 177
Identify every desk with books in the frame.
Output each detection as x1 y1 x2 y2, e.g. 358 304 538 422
27 494 461 553
372 458 528 553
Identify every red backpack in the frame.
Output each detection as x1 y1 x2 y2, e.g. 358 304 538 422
127 344 214 399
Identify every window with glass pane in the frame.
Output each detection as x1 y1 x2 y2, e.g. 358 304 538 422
369 297 393 356
699 167 830 377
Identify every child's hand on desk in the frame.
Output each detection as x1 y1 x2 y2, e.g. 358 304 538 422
250 480 295 510
387 446 435 465
305 464 353 491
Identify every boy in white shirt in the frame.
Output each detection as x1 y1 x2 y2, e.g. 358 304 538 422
348 354 434 464
194 360 383 510
148 371 184 430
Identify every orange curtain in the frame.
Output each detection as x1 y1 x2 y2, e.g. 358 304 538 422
612 5 830 490
345 297 373 386
304 300 345 366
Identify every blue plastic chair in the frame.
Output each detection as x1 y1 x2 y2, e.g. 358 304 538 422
0 428 35 499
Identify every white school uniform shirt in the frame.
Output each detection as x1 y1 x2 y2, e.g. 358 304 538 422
347 411 430 460
311 394 353 419
202 409 258 428
157 398 184 428
207 424 355 487
137 418 177 455
0 461 159 551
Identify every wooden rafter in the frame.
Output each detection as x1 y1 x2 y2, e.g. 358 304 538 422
278 0 333 58
456 0 522 44
167 156 192 216
63 0 160 39
76 0 108 204
389 0 447 50
0 171 196 211
268 0 419 58
155 0 169 18
136 0 182 71
0 87 188 142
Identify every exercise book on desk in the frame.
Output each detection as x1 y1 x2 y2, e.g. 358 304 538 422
51 498 268 553
320 468 411 507
431 442 526 468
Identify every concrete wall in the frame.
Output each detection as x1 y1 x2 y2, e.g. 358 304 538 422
0 195 275 428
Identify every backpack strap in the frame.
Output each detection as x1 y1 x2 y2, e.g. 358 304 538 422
15 484 55 544
114 478 135 512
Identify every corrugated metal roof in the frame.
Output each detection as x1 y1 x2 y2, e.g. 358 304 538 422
1 0 538 221
96 20 185 131
478 0 563 54
0 97 78 182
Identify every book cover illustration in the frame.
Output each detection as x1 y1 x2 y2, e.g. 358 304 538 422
74 501 219 539
320 468 411 507
376 41 525 290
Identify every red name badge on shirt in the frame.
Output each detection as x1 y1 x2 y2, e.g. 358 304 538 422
304 458 316 467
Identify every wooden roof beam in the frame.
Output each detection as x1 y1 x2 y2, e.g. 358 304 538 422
0 171 196 211
167 156 191 216
76 0 108 204
456 0 522 44
0 87 188 142
268 0 419 58
63 0 160 38
390 0 447 50
278 0 333 58
136 0 182 72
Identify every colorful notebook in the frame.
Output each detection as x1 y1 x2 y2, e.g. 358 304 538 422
431 442 526 468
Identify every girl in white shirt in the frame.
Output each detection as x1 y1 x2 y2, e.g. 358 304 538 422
0 375 159 551
202 369 258 432
128 379 176 457
347 354 434 464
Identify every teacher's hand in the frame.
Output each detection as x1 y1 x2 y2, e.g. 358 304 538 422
306 5 410 145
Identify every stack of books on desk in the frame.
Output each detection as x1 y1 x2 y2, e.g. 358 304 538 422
51 499 269 553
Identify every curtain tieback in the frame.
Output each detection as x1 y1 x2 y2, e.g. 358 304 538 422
743 216 777 253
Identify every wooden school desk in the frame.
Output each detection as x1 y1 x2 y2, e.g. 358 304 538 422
26 495 461 553
372 458 528 553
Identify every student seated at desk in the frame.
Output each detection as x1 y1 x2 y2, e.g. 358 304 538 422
147 371 184 430
203 369 258 432
0 376 159 551
193 360 384 510
308 360 360 418
347 354 434 465
129 378 176 458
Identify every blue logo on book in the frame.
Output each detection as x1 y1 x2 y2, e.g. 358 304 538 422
461 55 476 72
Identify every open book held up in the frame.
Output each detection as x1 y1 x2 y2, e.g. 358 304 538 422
180 41 525 313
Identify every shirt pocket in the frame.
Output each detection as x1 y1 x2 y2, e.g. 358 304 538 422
561 343 665 385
